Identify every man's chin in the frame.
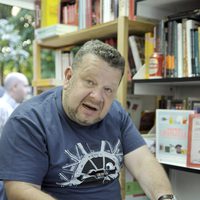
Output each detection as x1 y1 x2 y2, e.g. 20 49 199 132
76 116 102 126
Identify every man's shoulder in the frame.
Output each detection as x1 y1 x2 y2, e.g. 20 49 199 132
13 87 61 118
107 100 128 122
110 100 125 114
0 98 13 113
24 86 60 106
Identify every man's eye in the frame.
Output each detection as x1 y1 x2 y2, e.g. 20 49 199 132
86 80 94 86
104 87 113 94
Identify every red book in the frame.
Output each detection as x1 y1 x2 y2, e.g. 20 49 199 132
129 0 136 20
86 0 92 28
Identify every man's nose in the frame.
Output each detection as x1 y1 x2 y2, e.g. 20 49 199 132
89 88 104 102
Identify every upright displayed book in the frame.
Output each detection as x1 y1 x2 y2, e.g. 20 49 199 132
187 113 200 168
128 35 145 73
156 109 195 167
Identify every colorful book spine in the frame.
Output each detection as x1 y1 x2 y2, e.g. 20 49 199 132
41 0 60 27
144 32 154 79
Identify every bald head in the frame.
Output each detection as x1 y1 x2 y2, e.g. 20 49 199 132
3 72 29 103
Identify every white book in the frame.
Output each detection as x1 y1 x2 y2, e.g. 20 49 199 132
129 35 143 72
118 0 129 17
102 0 113 23
177 23 183 78
55 50 63 81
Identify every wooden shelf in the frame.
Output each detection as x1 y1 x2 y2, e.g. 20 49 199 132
36 17 154 49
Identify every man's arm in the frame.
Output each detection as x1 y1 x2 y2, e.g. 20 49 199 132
4 181 56 200
124 145 173 200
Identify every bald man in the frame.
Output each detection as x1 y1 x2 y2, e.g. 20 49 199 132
0 72 29 200
0 72 29 135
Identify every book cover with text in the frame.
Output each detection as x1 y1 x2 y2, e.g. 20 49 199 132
156 109 195 166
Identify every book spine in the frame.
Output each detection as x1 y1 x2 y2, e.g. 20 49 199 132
198 27 200 76
129 35 143 72
34 0 41 28
177 23 183 78
194 29 199 76
144 32 154 79
166 21 175 77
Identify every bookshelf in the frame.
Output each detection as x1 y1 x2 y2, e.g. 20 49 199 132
132 1 200 199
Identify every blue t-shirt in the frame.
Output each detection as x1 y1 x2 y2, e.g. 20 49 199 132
0 87 145 200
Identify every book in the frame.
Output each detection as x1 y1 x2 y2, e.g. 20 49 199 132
166 21 175 78
34 0 41 28
156 109 195 167
118 0 129 17
187 113 200 168
177 22 183 77
129 35 145 72
129 0 135 20
166 99 187 110
144 32 154 79
41 0 60 27
185 19 200 77
91 0 101 25
190 28 199 76
35 24 78 40
198 27 200 75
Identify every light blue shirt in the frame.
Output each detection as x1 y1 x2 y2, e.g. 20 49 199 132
0 93 19 136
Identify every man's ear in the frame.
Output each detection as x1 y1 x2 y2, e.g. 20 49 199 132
64 66 73 80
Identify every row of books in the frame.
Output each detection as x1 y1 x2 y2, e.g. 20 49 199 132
156 109 200 169
131 9 200 80
35 0 136 29
158 97 200 111
35 24 78 40
153 11 200 78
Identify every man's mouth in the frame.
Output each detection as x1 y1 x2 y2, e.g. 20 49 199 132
82 103 98 111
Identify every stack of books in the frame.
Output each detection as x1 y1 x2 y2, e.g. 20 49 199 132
35 24 78 40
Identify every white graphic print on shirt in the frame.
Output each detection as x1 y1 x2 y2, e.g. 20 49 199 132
57 140 123 187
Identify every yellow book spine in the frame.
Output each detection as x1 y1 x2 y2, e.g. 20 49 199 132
145 32 154 79
41 0 60 27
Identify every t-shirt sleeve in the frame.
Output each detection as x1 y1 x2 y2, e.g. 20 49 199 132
120 107 146 155
0 116 49 185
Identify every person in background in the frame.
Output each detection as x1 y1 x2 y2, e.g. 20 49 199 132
0 86 5 97
0 72 29 200
0 72 29 135
0 40 176 200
